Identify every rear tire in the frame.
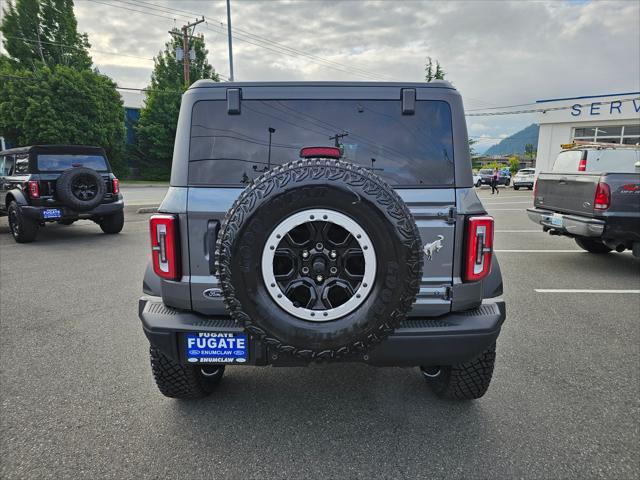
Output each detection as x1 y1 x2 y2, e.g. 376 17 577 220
475 180 482 188
513 186 520 191
98 210 124 234
574 237 612 254
149 347 224 399
422 344 496 400
7 201 38 243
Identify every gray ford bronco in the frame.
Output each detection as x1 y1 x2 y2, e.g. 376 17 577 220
139 81 506 400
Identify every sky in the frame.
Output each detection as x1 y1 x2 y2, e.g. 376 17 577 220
3 0 640 152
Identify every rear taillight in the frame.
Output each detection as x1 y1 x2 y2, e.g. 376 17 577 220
533 179 538 198
578 158 587 171
150 214 180 280
464 216 494 282
594 181 610 210
28 180 39 199
112 178 120 195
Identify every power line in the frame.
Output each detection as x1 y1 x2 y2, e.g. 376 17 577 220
124 0 398 81
94 0 393 81
465 97 640 117
3 34 154 61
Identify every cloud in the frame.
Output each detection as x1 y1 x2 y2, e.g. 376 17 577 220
10 0 638 138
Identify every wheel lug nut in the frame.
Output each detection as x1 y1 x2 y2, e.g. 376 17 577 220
330 267 337 274
302 250 309 259
316 242 323 251
330 250 337 259
302 267 309 274
316 275 323 283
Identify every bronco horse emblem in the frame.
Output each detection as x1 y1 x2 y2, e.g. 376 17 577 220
423 235 444 261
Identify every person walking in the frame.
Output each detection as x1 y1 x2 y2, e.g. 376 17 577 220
491 167 500 195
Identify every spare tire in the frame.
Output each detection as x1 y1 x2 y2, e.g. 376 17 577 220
55 167 105 211
216 159 423 361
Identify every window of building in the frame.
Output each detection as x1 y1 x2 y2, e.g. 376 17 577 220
573 124 640 145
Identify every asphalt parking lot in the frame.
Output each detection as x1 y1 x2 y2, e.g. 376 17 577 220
1 186 638 479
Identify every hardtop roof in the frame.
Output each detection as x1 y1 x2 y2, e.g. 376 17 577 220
188 79 456 90
0 145 107 156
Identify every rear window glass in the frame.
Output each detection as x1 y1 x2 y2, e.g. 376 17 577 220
586 149 639 173
517 169 534 174
188 99 454 186
37 154 108 172
552 150 583 172
14 154 29 174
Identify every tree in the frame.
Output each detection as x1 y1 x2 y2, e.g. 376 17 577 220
468 138 478 157
0 62 126 174
508 156 520 175
1 0 91 70
425 56 445 82
524 143 536 161
134 30 220 179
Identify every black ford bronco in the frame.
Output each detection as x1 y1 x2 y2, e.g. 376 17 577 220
139 81 506 400
0 145 124 243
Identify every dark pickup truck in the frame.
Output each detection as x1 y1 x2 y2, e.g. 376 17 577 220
527 145 640 256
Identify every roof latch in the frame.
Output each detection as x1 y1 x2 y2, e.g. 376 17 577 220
401 88 416 115
227 88 241 115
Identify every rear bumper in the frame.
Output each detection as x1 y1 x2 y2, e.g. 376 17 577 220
139 296 506 367
21 198 124 222
526 207 605 237
513 181 534 187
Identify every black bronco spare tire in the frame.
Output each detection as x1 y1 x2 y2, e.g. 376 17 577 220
55 167 105 211
216 159 423 361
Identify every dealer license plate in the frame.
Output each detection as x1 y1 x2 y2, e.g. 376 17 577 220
184 332 248 364
42 208 62 220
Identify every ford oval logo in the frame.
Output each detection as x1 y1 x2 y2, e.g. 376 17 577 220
203 288 222 299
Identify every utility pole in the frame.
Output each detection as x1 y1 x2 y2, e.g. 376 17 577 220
226 0 235 81
170 17 205 87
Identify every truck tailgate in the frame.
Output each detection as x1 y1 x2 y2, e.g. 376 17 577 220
535 172 600 215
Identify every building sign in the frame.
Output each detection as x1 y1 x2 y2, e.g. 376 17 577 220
570 99 640 117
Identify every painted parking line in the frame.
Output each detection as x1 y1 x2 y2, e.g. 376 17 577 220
494 230 543 233
535 289 640 294
485 208 527 211
494 249 582 252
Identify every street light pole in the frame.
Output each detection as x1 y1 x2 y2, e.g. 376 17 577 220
226 0 235 81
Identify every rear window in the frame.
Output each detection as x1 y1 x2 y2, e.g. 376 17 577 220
585 149 639 173
517 169 534 175
479 169 492 174
188 99 454 186
552 150 583 172
37 154 108 172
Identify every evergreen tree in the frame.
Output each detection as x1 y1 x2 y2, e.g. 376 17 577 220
1 0 91 70
134 31 219 179
424 57 434 82
434 61 445 80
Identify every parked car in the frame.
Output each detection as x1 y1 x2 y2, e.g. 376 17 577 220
139 81 506 401
513 168 535 190
478 168 511 186
527 145 640 256
0 145 124 243
473 172 482 187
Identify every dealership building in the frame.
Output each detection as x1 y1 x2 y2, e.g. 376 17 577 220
535 92 640 172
